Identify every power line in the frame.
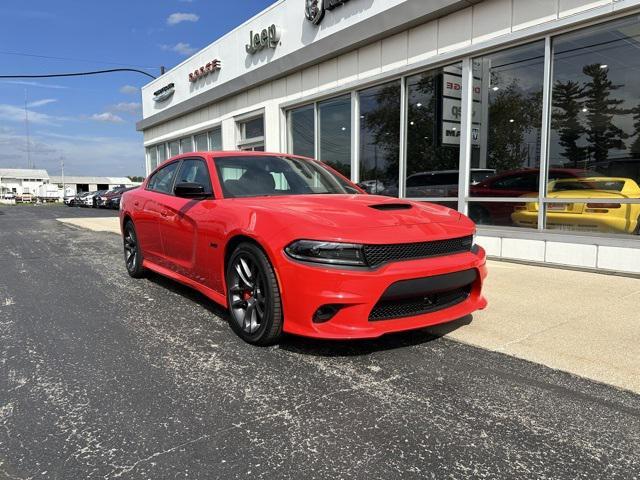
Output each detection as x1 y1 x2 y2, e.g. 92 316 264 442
0 50 159 70
0 68 157 80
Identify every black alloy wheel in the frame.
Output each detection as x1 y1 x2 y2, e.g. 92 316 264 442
226 243 282 345
123 221 146 278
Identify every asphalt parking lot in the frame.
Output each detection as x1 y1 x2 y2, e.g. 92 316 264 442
1 205 639 479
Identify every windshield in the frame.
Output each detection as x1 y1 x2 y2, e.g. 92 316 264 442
215 155 360 198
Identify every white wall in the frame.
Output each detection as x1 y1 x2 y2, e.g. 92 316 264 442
478 234 640 275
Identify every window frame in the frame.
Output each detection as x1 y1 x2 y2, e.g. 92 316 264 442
174 157 214 197
145 160 182 196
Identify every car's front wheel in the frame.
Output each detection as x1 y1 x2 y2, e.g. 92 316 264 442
226 243 283 345
123 221 146 278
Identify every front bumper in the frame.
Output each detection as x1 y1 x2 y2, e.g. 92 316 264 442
275 247 487 339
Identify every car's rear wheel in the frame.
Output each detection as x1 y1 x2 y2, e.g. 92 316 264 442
123 221 146 278
226 243 282 345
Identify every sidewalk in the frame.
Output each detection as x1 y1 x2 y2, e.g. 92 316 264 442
60 216 640 393
428 260 640 394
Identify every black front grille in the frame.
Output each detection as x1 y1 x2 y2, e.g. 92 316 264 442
363 235 473 267
369 285 471 321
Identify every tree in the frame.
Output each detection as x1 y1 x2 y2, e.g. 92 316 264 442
629 104 640 157
581 64 628 163
128 175 145 182
552 80 587 166
360 83 401 182
487 78 541 172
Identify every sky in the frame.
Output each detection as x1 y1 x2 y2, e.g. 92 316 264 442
0 0 273 177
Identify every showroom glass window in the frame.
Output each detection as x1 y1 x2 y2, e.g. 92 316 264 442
238 115 265 151
359 81 401 196
288 104 315 158
181 137 194 153
209 127 222 151
466 42 545 227
195 133 208 151
157 144 168 164
405 62 463 199
318 95 351 178
547 17 640 235
147 146 158 171
169 140 180 157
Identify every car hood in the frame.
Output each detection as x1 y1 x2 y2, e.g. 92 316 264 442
230 194 460 227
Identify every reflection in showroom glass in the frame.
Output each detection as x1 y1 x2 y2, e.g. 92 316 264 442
288 104 315 158
318 95 351 178
468 41 545 227
358 81 400 196
404 63 463 199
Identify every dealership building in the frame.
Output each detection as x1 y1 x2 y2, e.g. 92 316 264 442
138 0 640 275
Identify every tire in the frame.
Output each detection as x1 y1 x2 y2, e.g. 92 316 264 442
226 242 283 346
123 221 146 278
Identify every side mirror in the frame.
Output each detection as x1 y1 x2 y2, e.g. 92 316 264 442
174 182 207 199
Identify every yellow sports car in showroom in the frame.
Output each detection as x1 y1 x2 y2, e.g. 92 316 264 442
511 177 640 234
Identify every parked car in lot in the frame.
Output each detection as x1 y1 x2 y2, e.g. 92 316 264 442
71 192 91 207
97 186 129 208
106 186 137 209
512 177 640 234
120 152 487 345
63 195 76 206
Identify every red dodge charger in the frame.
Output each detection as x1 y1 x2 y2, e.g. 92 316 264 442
120 152 487 345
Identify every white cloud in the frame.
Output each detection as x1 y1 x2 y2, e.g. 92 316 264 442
167 12 199 25
119 85 139 95
89 112 124 123
0 128 145 176
0 104 61 126
27 98 57 108
109 102 141 115
161 42 197 56
1 80 68 90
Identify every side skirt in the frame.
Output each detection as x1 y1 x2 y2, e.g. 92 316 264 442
142 259 228 308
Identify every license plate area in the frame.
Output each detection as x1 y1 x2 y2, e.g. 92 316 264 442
547 202 568 211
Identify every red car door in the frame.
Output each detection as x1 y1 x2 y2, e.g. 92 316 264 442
136 161 181 262
155 157 219 286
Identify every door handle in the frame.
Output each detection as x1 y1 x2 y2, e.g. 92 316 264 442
134 201 139 207
160 210 168 217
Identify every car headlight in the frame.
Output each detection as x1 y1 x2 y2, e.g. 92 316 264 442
285 240 366 266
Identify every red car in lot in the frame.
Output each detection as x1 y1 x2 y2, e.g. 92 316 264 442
120 152 487 345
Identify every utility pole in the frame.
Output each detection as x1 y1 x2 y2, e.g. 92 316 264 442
24 89 31 169
61 156 65 202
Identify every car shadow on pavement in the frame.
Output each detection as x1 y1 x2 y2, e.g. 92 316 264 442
143 271 474 357
278 315 473 358
145 271 230 320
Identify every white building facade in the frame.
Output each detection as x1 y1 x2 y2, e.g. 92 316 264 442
0 169 49 196
138 0 640 275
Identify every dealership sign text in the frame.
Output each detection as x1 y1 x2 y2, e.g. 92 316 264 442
188 59 221 82
246 24 281 54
